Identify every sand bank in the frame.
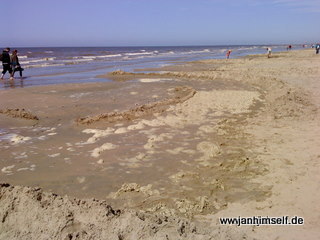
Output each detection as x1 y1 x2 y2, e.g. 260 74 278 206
76 86 197 124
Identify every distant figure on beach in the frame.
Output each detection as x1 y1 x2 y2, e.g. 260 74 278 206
226 50 232 59
267 47 272 58
316 44 320 54
11 50 23 78
0 48 13 80
287 45 292 51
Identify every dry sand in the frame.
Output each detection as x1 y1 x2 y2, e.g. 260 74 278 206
0 49 319 239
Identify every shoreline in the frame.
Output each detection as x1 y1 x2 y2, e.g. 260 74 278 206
0 47 307 90
1 49 319 239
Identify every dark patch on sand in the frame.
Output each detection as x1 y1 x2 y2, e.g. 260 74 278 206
0 108 39 121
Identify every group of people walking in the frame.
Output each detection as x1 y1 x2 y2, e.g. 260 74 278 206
225 44 320 59
0 48 23 80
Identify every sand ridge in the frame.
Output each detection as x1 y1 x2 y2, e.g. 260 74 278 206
0 108 39 120
76 86 196 124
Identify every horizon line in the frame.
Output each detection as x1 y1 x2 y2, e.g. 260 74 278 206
0 43 312 49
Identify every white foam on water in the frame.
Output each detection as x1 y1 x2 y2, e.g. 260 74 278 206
0 129 8 135
19 61 31 64
63 59 94 63
20 59 44 64
138 78 172 83
1 165 15 174
38 136 47 140
91 143 117 158
125 52 154 56
82 56 96 59
183 49 211 54
0 134 31 144
48 153 61 158
96 54 122 58
17 168 30 172
82 128 115 144
25 57 56 63
27 63 64 68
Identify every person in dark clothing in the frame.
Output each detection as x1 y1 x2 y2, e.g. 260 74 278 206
1 48 13 80
11 49 23 78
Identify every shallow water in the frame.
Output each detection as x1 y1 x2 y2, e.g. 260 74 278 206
0 45 301 89
0 74 266 212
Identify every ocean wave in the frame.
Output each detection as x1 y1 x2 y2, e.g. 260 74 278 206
0 133 17 141
63 58 95 63
82 56 96 59
26 63 65 68
18 56 28 59
186 49 211 54
76 58 95 62
125 52 154 56
20 60 43 64
96 54 122 58
237 47 257 51
19 61 31 64
159 64 170 67
217 49 228 53
20 57 56 64
45 51 54 53
0 129 8 135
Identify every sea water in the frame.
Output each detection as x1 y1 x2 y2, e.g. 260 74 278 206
0 45 303 89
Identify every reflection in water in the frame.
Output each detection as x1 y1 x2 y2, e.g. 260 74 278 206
1 78 25 89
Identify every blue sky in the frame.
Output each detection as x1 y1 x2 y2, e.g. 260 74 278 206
1 0 319 47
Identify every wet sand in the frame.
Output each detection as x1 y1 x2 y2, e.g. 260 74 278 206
1 49 320 239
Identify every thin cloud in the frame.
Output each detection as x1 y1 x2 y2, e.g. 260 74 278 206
272 0 320 11
206 0 320 12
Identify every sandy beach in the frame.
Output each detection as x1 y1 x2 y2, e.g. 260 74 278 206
0 49 319 239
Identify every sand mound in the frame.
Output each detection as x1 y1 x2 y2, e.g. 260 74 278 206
0 108 39 120
97 69 218 82
76 86 196 124
0 183 248 240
